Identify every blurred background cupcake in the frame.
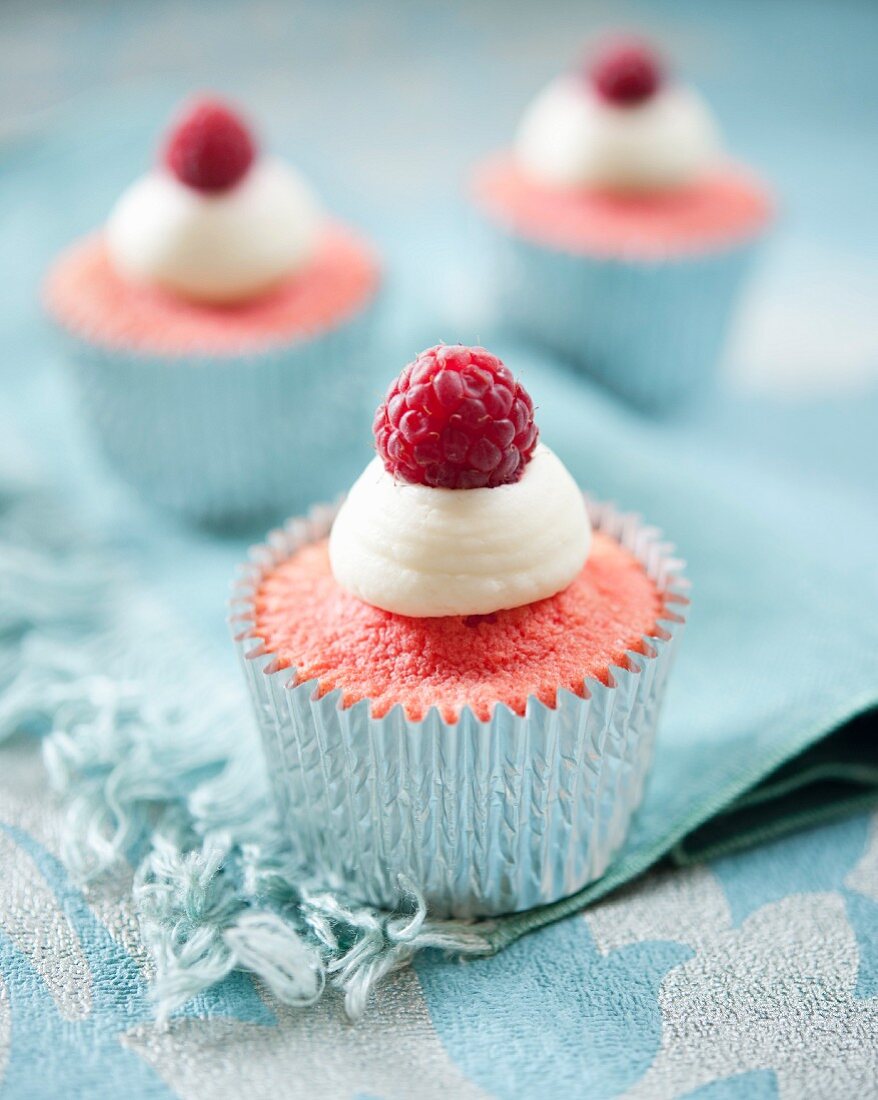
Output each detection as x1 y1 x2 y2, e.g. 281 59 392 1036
44 96 381 526
472 35 774 411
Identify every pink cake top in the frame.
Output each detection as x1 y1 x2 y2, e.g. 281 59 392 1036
248 532 669 723
44 223 380 357
473 153 773 259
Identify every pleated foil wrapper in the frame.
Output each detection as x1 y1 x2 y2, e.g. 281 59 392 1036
56 300 381 526
231 499 688 918
482 220 765 411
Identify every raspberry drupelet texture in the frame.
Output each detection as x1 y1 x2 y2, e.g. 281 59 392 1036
589 40 662 107
374 344 539 489
164 97 256 193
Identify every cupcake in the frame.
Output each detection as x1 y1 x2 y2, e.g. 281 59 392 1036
232 344 687 917
45 96 381 523
472 38 773 410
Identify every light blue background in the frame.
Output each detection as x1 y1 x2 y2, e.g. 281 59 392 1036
2 0 877 643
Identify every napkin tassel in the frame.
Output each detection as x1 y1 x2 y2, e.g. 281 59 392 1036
0 480 496 1021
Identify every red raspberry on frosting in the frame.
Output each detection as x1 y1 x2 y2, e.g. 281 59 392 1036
374 345 539 490
164 97 256 193
589 40 663 107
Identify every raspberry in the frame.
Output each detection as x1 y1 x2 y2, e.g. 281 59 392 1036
589 40 662 107
374 345 539 490
163 97 256 193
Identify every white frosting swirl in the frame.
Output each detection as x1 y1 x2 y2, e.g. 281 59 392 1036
514 75 720 192
106 158 322 303
328 445 591 618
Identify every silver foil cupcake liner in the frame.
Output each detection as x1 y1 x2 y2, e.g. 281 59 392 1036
231 500 687 918
56 300 381 526
480 218 765 411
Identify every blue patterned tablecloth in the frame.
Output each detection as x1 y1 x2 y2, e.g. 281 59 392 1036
2 733 877 1099
2 2 878 1097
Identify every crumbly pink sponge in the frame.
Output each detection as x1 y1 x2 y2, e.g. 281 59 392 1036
250 532 666 723
472 154 773 259
44 223 379 357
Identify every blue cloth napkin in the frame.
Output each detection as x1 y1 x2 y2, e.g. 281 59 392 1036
479 351 878 940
